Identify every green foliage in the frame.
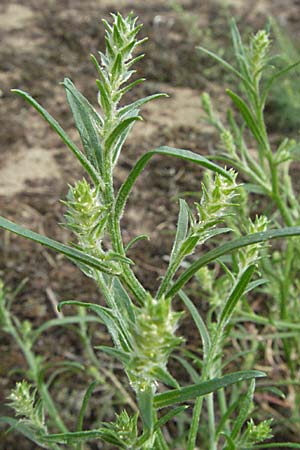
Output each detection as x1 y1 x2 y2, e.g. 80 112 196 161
200 18 300 441
1 12 299 450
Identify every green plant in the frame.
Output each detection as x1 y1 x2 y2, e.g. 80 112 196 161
200 19 300 438
1 13 300 450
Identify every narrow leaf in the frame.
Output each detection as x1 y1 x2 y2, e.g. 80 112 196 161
118 93 168 118
0 216 118 275
154 406 188 431
261 59 300 107
178 290 210 358
0 417 49 448
76 381 98 432
63 78 103 170
125 234 149 252
219 265 256 328
169 199 189 264
226 89 266 148
105 116 141 154
115 146 232 218
137 386 154 430
230 379 255 439
11 89 99 185
153 370 265 409
95 346 130 364
167 226 300 298
33 315 99 342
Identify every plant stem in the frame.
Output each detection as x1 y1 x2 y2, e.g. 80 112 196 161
8 320 67 433
187 397 204 450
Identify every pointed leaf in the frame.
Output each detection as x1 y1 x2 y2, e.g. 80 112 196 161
0 216 118 275
226 89 266 148
137 386 154 430
58 301 130 351
178 290 210 358
154 406 188 432
115 146 232 218
63 78 103 171
0 417 49 448
230 379 255 440
95 346 130 365
169 199 189 265
125 234 149 252
105 116 141 155
167 226 300 298
11 89 99 185
261 59 300 107
153 370 265 409
118 93 168 118
219 265 256 328
76 381 98 432
151 367 179 389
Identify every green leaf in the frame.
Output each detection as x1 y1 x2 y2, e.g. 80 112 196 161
41 429 120 445
0 216 118 275
111 277 136 323
0 417 50 449
63 78 103 171
226 89 266 149
167 226 300 298
118 93 168 119
137 386 154 430
58 301 131 351
32 316 99 342
153 406 188 432
105 116 141 159
76 381 98 432
11 89 99 185
172 355 201 383
197 47 255 96
95 79 111 117
115 146 232 218
111 53 122 82
219 265 256 329
261 59 300 107
178 290 210 358
153 370 265 409
125 234 149 252
95 346 130 365
151 367 179 389
230 379 255 440
169 199 189 265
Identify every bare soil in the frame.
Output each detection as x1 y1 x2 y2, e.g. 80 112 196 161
1 0 300 448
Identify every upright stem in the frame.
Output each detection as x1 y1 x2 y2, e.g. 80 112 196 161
103 155 147 304
207 392 217 450
187 397 204 450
